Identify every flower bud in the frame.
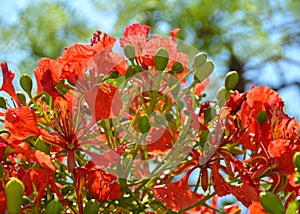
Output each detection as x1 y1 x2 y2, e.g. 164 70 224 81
259 191 284 214
225 71 239 90
192 52 207 68
84 199 99 214
5 177 25 214
257 110 268 124
194 60 214 82
16 91 26 105
171 62 184 74
20 74 33 96
200 168 209 192
46 198 63 214
293 152 300 170
124 45 135 61
137 114 151 133
154 48 169 71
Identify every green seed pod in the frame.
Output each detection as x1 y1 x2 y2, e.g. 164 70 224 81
84 199 99 214
124 45 135 61
225 71 239 90
5 177 25 214
154 48 169 71
46 198 63 214
20 74 33 96
259 191 284 214
137 114 151 133
194 60 214 82
257 110 268 124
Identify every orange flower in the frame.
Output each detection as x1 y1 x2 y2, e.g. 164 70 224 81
5 107 41 140
85 161 121 205
0 61 20 106
153 172 203 211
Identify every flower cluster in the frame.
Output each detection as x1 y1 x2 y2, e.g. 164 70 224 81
0 23 299 213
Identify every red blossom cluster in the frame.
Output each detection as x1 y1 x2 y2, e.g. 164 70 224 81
0 23 299 213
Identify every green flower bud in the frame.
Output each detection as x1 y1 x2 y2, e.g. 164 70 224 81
293 152 300 170
192 52 207 68
259 192 284 214
46 198 63 214
5 177 25 214
154 48 169 71
124 45 135 61
257 110 268 124
225 71 239 90
194 60 214 82
171 62 184 74
137 114 151 133
20 74 33 96
84 199 99 214
16 91 26 105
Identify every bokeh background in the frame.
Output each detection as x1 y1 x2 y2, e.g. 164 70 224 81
1 0 299 119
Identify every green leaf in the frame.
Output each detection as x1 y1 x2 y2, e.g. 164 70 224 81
20 74 33 96
257 110 268 124
137 114 151 133
259 191 284 214
225 71 239 90
194 60 214 82
154 48 169 71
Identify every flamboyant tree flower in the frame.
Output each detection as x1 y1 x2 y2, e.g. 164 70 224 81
0 61 21 106
120 23 188 78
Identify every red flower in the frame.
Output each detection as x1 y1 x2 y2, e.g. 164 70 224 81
248 201 268 214
22 168 49 202
0 61 20 106
211 164 259 207
120 23 188 77
194 77 210 95
34 58 62 98
13 142 55 172
268 139 300 173
84 83 123 121
146 126 178 155
4 107 41 140
153 172 203 211
85 161 121 205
